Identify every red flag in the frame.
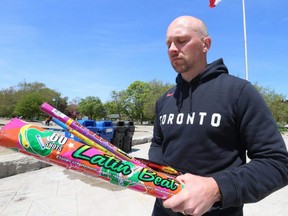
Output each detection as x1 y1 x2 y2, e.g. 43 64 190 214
209 0 222 8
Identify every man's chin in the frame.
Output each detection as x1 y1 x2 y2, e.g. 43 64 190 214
172 65 185 74
172 64 181 72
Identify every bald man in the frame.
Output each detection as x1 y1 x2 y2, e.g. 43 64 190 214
149 16 288 216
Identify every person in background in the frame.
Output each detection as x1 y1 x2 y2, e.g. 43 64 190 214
149 15 288 216
45 117 51 126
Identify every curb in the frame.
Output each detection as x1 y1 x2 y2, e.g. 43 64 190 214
0 153 51 179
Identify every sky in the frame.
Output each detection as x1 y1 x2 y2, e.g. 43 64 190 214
0 0 287 103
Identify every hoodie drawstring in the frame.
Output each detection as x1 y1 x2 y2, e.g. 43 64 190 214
188 84 193 116
177 85 183 113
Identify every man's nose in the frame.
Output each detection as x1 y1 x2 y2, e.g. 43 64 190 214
168 42 178 54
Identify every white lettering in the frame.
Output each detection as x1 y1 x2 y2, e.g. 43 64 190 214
176 113 184 124
186 113 195 124
211 113 221 127
167 114 174 124
161 115 166 125
159 112 222 127
199 112 207 125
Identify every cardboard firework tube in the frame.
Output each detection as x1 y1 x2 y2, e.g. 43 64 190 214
52 117 181 177
0 118 183 199
40 103 150 170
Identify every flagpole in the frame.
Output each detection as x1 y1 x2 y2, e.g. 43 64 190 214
242 0 249 80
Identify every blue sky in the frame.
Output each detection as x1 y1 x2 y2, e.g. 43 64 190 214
0 0 287 102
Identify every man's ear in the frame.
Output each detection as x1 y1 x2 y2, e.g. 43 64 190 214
203 37 211 53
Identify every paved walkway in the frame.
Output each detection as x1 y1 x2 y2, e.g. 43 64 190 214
0 119 287 216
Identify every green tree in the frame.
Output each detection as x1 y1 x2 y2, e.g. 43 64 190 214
0 87 17 117
104 80 174 123
126 81 151 124
0 81 67 119
145 80 174 122
103 101 118 118
254 84 288 124
78 96 105 120
111 90 130 119
13 92 43 120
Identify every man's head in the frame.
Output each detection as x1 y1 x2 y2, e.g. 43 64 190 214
166 16 211 81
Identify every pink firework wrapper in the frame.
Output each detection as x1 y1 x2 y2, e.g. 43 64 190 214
40 102 180 175
0 118 183 199
40 103 143 166
51 116 181 177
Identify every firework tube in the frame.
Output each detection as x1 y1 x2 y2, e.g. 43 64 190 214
0 118 183 199
41 103 149 169
52 117 180 176
134 157 181 177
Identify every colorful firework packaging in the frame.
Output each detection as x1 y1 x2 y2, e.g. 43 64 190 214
40 102 181 177
0 117 183 199
51 116 181 177
41 103 150 169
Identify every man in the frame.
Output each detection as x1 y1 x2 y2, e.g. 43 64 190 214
148 15 288 216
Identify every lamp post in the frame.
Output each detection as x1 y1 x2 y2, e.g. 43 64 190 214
52 97 58 109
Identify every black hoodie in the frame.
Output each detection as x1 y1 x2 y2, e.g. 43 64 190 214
149 59 288 215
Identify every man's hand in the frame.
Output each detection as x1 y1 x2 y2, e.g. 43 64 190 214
162 173 221 216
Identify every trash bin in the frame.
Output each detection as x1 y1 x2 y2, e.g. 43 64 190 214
78 119 95 127
95 120 114 142
74 120 97 143
123 121 135 153
111 121 126 149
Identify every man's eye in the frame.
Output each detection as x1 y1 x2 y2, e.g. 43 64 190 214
179 39 187 44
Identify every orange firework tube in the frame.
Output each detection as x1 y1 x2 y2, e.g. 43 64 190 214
52 117 180 176
0 118 183 199
41 102 181 177
40 103 147 168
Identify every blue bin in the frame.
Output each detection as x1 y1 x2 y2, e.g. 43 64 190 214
75 120 97 143
95 120 114 142
77 120 95 127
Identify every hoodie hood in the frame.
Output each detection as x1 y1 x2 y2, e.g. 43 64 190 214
175 58 228 114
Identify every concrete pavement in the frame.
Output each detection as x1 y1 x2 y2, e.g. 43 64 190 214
0 119 287 216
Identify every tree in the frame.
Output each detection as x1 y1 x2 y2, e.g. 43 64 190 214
254 84 288 124
78 96 105 120
0 87 17 117
103 101 118 118
110 90 130 119
67 97 81 119
0 81 67 119
145 80 174 122
103 80 174 123
126 81 151 124
13 92 43 120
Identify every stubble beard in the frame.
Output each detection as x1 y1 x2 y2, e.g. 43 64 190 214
172 60 193 74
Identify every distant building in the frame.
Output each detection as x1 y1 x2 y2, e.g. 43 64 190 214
106 114 120 121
